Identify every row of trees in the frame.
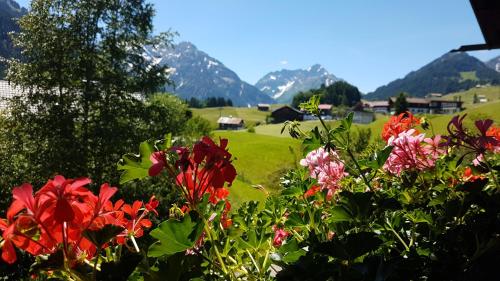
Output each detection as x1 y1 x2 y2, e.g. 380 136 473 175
187 96 233 108
292 81 362 108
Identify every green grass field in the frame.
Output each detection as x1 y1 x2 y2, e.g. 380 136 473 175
446 86 500 106
459 71 478 82
213 130 301 207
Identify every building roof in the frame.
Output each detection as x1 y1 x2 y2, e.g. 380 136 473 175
428 97 463 103
407 98 430 104
318 104 333 110
390 97 429 104
452 0 500 51
217 116 243 125
257 103 270 107
271 105 303 114
367 100 389 107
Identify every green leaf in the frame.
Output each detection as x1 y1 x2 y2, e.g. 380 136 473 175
376 146 394 168
281 187 303 197
303 127 323 153
299 95 321 115
282 249 307 263
285 212 307 228
405 210 433 224
328 206 352 223
117 140 155 184
148 212 204 257
318 232 382 260
97 251 143 281
83 225 124 248
341 112 354 131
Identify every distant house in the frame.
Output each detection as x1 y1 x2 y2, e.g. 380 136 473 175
257 104 270 111
389 97 430 114
362 100 390 114
217 116 244 130
351 111 375 124
349 102 375 124
477 95 488 103
318 104 333 115
428 98 463 114
388 95 462 115
270 106 304 123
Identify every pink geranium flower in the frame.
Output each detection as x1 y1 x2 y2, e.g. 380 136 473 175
300 147 347 197
384 130 445 175
272 225 289 247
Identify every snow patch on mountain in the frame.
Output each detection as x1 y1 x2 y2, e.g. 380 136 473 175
255 64 341 104
274 81 295 99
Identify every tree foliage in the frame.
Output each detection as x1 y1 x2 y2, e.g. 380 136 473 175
292 81 361 108
394 92 409 115
0 0 176 196
188 96 233 108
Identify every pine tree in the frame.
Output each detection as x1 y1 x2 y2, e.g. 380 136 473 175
473 93 479 104
394 92 409 115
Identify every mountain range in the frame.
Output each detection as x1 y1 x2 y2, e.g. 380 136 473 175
1 0 499 105
143 42 274 106
255 64 340 104
486 55 500 73
365 52 500 100
0 0 26 78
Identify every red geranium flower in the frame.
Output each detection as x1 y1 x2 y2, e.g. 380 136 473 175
304 185 321 198
462 167 484 182
382 112 420 142
0 176 156 265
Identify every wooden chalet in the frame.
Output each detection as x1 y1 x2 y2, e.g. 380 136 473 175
270 106 304 123
217 116 244 130
257 103 270 111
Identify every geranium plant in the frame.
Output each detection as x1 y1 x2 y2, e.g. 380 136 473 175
0 176 157 280
2 96 499 281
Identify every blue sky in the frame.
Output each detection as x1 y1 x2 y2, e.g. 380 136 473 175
16 0 500 93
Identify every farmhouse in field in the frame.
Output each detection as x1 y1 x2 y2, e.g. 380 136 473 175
217 116 244 130
362 100 390 114
257 103 270 111
426 94 463 114
318 104 333 116
477 95 488 103
386 95 463 114
364 93 463 115
348 102 375 124
389 97 430 114
271 105 304 123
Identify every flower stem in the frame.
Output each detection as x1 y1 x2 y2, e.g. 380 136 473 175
202 222 230 278
484 158 500 189
92 248 101 281
346 148 373 191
